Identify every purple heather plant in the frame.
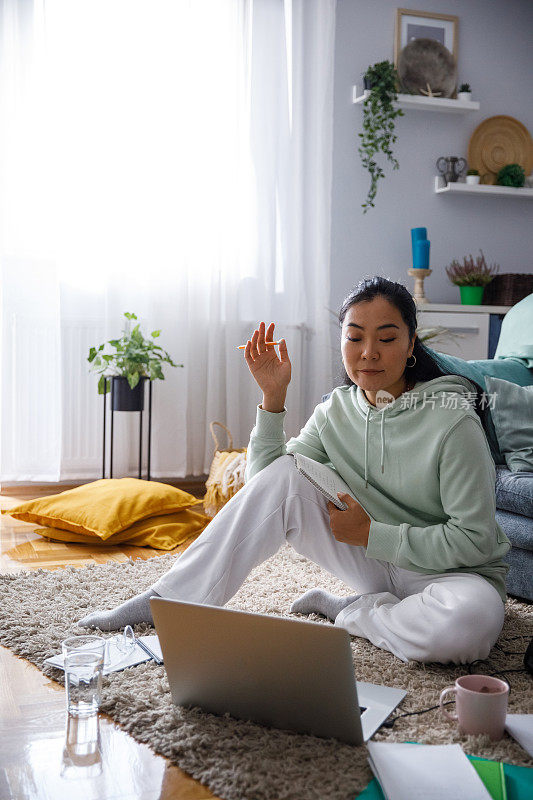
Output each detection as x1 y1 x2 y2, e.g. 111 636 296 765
445 249 499 287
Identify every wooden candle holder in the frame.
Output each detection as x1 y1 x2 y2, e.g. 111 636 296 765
408 268 432 304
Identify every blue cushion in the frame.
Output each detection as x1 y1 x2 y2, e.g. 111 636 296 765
426 351 503 463
427 350 488 387
494 292 533 369
427 350 533 465
468 358 533 387
495 467 533 518
486 377 533 472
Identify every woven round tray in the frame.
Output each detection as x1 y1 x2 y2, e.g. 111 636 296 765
467 115 533 185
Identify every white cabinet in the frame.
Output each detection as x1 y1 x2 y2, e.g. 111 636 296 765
416 303 511 361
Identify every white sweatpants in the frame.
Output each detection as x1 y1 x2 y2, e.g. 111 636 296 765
152 455 505 664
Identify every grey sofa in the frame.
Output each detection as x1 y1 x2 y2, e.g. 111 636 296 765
495 468 532 601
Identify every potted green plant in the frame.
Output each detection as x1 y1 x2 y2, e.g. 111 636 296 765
358 60 404 212
457 82 472 102
496 163 525 188
445 251 499 305
88 312 182 411
466 168 480 186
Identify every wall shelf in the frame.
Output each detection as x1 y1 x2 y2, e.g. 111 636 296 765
434 176 533 198
352 87 480 114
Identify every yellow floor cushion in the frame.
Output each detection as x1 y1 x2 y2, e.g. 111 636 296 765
2 478 202 541
35 508 211 550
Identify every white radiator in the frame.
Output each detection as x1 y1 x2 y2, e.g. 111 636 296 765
61 320 104 475
2 312 62 481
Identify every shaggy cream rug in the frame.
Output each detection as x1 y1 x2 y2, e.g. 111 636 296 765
0 546 532 800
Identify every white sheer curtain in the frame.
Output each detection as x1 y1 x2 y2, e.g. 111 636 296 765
0 0 335 482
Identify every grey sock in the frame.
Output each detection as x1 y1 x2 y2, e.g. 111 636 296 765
290 588 361 622
77 588 160 631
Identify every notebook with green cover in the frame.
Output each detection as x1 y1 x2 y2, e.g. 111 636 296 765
355 752 531 800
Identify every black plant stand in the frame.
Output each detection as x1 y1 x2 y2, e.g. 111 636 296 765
102 379 152 480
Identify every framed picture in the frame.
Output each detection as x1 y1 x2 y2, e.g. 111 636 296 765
394 8 458 66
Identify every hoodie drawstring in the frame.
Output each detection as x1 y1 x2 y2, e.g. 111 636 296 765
364 408 369 488
363 403 386 488
380 411 385 474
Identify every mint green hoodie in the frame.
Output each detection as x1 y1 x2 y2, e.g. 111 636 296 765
245 376 510 603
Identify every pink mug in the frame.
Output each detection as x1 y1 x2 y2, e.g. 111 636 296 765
440 674 509 740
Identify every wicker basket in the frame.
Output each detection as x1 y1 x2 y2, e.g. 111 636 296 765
482 273 533 306
203 422 247 518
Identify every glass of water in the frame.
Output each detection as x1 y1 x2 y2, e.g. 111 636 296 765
62 635 106 716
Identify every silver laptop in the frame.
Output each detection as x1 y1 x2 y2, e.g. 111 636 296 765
150 598 406 745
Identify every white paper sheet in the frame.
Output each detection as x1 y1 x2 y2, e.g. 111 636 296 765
505 714 533 758
366 742 492 800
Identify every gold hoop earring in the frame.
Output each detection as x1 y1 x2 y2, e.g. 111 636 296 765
406 354 417 368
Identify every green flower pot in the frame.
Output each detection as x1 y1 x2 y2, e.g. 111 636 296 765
459 285 484 305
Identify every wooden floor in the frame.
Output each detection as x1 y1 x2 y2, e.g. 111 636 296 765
0 483 220 800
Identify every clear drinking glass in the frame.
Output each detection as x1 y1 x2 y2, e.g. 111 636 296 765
62 635 106 716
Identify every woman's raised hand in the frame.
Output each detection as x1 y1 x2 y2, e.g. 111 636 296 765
244 322 291 412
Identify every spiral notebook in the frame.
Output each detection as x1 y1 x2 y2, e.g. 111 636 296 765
292 452 370 515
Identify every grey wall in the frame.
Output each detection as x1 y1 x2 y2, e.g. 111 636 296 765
330 0 533 316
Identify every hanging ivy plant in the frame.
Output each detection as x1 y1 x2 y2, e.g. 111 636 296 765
358 60 404 212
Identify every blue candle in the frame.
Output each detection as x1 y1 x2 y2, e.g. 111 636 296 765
414 239 430 269
411 227 427 256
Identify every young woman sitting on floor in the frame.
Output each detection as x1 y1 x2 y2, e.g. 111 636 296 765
79 276 510 665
